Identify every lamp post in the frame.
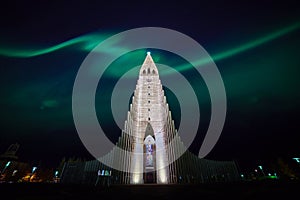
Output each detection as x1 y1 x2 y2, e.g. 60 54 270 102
292 158 300 163
0 161 11 181
1 161 11 174
53 171 59 183
29 167 37 182
258 165 266 176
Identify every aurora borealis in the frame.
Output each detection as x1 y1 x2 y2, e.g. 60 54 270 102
0 1 299 168
0 22 299 74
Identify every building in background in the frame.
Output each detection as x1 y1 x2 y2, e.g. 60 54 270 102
0 143 31 182
0 143 55 183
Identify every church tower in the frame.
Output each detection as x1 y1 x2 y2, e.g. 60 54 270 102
61 52 241 185
124 52 174 184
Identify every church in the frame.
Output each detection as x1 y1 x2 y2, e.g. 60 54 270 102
61 53 240 185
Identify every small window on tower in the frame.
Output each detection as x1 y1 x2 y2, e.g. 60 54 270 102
143 70 146 74
148 93 150 95
152 69 156 74
148 100 150 103
148 117 150 121
147 68 150 74
148 108 150 111
148 86 150 89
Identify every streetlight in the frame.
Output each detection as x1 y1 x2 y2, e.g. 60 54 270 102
258 165 266 176
1 161 11 174
32 167 37 173
292 158 300 163
29 167 37 182
5 161 11 167
53 170 59 183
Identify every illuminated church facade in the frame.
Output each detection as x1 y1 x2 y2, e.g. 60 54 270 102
61 53 240 185
126 52 175 184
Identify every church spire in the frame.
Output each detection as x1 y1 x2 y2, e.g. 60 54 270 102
139 52 159 76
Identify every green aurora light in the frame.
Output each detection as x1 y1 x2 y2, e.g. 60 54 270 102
0 32 112 58
0 23 299 77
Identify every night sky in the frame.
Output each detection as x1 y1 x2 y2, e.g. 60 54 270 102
0 0 299 169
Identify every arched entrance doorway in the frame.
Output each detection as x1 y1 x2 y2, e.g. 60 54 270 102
144 127 156 183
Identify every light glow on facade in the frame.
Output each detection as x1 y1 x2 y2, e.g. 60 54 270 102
126 53 173 184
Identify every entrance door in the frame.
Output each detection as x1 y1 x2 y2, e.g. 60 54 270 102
145 172 155 183
144 131 156 184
